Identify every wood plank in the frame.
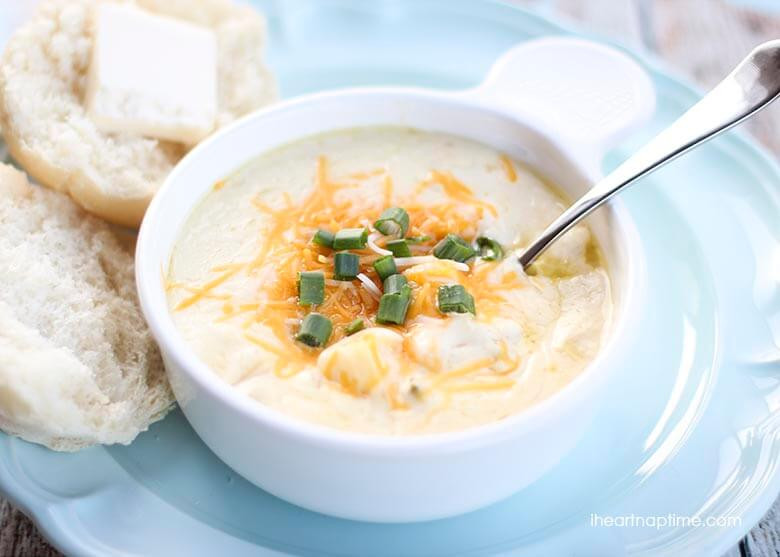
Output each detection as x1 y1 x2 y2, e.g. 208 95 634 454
745 498 780 557
552 0 646 47
513 0 646 47
0 500 59 557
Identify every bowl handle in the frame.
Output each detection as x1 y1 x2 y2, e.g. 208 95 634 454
466 37 656 169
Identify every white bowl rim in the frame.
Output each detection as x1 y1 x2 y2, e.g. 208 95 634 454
136 86 646 455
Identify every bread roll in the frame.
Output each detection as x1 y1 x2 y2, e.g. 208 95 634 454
0 0 277 227
0 163 173 451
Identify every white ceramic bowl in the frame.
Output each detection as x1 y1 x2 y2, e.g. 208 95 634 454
136 37 656 523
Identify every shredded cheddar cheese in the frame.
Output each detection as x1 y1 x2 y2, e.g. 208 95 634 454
170 155 529 404
430 357 496 388
348 168 386 180
500 154 518 183
163 127 616 436
441 379 516 393
175 266 241 310
386 382 409 410
382 173 394 207
416 170 498 218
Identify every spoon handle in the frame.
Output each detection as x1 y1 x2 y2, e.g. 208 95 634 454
519 40 780 269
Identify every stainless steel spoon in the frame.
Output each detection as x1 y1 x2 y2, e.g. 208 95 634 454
519 40 780 269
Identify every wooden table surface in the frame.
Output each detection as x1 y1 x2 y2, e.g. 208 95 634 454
1 1 778 556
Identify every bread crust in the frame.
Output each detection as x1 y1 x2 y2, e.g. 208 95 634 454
0 128 152 228
0 0 276 228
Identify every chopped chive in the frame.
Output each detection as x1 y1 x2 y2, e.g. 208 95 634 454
376 286 412 325
345 318 365 336
476 237 504 261
312 229 335 249
333 228 368 250
437 284 476 315
386 239 411 257
374 207 410 237
333 252 360 280
296 313 333 347
297 271 325 306
373 255 397 281
383 274 408 294
433 234 476 263
406 235 431 244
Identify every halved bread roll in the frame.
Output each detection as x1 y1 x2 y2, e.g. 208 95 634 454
0 164 173 451
0 0 276 228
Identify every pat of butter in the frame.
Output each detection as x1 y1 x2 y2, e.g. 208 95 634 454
85 3 217 144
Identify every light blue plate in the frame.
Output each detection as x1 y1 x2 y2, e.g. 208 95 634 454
1 1 778 556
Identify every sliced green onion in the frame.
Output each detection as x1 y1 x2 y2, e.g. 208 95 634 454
312 229 335 249
296 313 333 347
476 237 504 261
372 255 397 281
297 271 325 306
437 284 476 315
406 235 431 244
383 274 408 295
376 286 412 325
333 228 368 250
386 239 411 257
333 252 359 280
374 207 410 236
345 318 365 336
433 234 476 263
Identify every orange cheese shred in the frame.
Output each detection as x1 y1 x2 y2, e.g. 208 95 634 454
171 155 530 400
431 357 496 388
499 154 518 183
441 379 515 393
175 267 242 310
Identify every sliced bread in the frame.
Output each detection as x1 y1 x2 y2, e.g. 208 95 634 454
0 163 173 451
0 0 277 228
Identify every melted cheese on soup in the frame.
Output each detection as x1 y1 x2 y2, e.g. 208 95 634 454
167 127 612 435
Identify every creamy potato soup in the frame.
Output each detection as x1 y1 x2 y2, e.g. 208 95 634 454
167 127 612 435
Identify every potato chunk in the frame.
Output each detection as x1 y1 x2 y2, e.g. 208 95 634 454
317 328 403 395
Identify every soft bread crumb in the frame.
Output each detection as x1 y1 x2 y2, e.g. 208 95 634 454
0 164 173 451
0 0 276 227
